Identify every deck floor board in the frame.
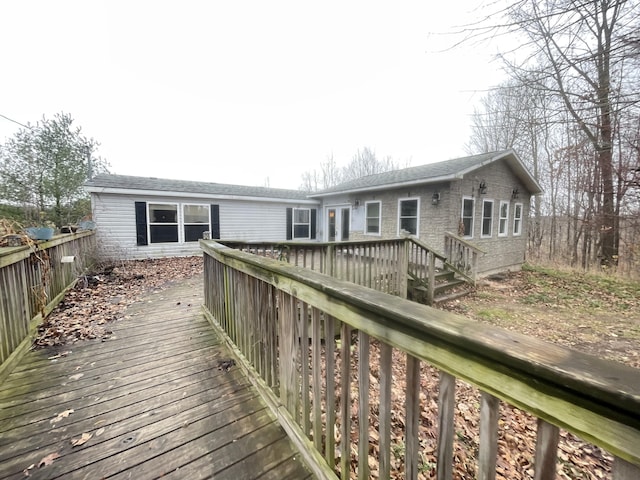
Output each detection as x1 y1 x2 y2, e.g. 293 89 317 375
0 274 313 479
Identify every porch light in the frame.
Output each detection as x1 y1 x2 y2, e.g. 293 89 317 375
353 199 360 209
478 180 487 195
431 192 440 205
512 187 520 200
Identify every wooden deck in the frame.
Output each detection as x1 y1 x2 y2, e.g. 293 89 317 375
0 274 312 480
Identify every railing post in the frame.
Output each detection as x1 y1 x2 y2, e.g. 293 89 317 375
398 238 409 298
427 251 436 306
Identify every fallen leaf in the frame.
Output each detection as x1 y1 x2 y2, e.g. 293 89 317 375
71 432 92 446
50 409 74 424
95 427 105 436
38 452 60 468
68 373 83 381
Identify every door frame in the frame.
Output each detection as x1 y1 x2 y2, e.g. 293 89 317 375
324 204 351 242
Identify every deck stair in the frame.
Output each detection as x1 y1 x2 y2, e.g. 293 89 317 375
406 236 476 305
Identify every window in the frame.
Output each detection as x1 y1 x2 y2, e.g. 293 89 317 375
481 200 494 237
513 203 523 236
293 208 311 239
461 197 474 237
149 203 178 243
183 204 210 242
398 198 419 236
365 201 381 235
498 201 509 237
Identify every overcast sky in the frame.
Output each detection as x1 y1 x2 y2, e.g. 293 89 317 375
0 1 506 190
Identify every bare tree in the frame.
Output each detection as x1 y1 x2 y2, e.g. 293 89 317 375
299 148 405 192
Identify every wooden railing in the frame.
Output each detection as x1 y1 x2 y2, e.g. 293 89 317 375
221 237 461 301
201 239 640 480
444 232 485 284
221 239 408 296
0 232 95 379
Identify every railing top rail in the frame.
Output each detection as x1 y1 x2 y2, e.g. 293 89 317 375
0 231 95 269
219 238 406 249
408 236 448 262
444 231 487 255
201 239 640 465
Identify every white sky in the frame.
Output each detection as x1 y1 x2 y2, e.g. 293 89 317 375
0 1 506 190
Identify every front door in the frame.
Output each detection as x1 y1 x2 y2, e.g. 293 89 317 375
326 206 350 242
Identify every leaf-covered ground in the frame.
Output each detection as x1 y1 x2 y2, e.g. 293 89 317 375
34 256 204 348
33 258 639 479
440 264 640 369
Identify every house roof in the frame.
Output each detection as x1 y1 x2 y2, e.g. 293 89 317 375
308 149 543 197
84 174 318 204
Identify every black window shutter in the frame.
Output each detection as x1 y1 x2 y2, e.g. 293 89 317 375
211 204 220 239
134 201 148 246
286 208 292 240
310 208 317 239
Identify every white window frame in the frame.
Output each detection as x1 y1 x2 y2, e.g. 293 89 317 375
461 196 475 238
292 207 311 239
148 202 179 244
397 197 420 236
498 201 509 237
481 199 494 238
183 203 211 243
513 203 523 236
365 201 381 236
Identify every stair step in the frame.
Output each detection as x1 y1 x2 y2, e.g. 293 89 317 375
435 270 456 282
434 289 472 304
433 279 467 295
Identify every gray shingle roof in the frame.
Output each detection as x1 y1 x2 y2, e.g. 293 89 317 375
309 150 542 196
85 174 312 201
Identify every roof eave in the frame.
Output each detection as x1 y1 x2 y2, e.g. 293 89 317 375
308 174 457 198
84 186 320 205
456 150 544 195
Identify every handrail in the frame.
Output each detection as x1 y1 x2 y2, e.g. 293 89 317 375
0 231 95 380
443 231 485 283
443 231 487 255
200 239 640 478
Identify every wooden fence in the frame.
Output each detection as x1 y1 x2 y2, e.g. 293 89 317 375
201 239 640 480
0 232 95 378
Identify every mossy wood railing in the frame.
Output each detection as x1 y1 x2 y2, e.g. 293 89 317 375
201 239 640 479
0 232 95 380
221 237 457 302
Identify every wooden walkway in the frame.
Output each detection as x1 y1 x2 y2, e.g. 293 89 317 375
0 274 312 480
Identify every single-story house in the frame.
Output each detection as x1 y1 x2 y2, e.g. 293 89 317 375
308 149 543 275
84 175 321 259
85 149 541 275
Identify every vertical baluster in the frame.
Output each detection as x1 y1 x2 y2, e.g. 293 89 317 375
437 372 456 480
340 322 352 479
301 302 310 436
533 419 559 480
405 355 421 480
358 330 370 480
326 315 336 468
478 392 499 480
278 291 300 417
312 307 323 451
613 457 640 480
379 343 392 479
